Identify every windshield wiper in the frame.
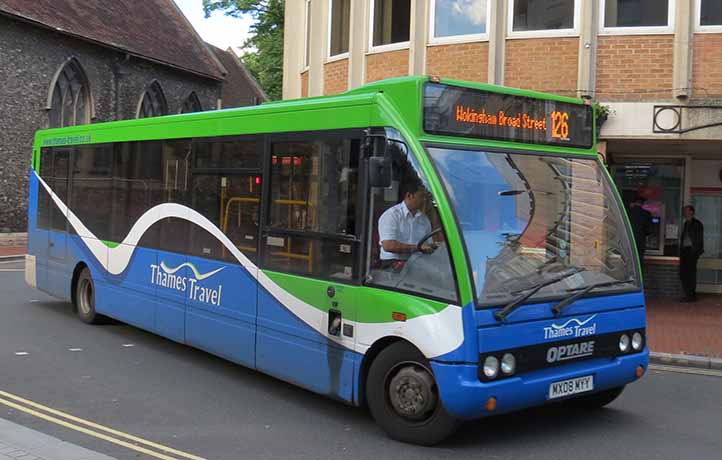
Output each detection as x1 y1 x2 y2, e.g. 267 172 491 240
550 279 635 316
494 268 584 322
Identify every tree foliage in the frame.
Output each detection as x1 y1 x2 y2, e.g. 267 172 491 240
203 0 284 100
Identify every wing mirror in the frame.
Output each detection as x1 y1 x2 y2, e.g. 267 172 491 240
369 156 392 188
365 135 392 188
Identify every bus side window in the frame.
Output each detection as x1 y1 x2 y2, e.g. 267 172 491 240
262 136 361 281
189 136 262 264
112 141 162 247
158 139 192 254
71 144 113 240
366 140 458 303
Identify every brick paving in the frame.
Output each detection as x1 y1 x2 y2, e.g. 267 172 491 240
647 294 722 358
0 246 25 257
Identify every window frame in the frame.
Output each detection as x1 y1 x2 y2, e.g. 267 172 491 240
367 0 412 54
46 58 93 128
304 0 312 70
260 129 367 285
599 0 676 36
429 0 491 46
507 0 581 39
695 0 722 33
136 80 168 119
327 0 351 61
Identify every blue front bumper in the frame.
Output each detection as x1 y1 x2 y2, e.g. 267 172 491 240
431 349 649 420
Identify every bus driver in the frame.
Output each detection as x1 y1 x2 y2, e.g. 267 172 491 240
378 180 436 270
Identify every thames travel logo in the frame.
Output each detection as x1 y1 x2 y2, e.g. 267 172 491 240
543 315 597 340
150 262 224 306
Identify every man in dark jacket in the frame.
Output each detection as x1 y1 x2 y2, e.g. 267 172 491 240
679 205 704 302
628 196 652 262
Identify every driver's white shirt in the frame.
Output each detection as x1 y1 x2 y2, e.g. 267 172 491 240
378 201 432 260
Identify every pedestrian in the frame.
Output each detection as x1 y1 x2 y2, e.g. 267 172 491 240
679 205 704 302
628 195 652 263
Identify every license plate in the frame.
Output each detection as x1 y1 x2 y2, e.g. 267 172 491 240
548 375 594 399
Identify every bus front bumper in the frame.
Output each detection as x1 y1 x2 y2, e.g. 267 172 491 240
430 349 649 420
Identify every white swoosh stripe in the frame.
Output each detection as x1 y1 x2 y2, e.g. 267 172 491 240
35 171 463 358
551 315 597 330
159 261 224 281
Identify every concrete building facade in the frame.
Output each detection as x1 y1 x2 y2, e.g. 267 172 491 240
283 0 722 297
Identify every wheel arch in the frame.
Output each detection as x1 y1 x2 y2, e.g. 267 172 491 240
70 261 89 312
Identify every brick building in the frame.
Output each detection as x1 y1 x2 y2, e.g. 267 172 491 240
283 0 722 298
0 0 266 234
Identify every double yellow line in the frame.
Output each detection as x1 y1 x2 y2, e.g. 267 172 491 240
0 390 206 460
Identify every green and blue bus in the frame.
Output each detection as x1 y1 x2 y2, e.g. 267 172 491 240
26 76 647 445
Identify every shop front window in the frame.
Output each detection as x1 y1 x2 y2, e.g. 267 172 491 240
610 159 684 257
371 0 411 47
602 0 670 28
700 0 722 26
511 0 576 32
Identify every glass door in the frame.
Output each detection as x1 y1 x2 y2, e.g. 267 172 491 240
692 190 722 293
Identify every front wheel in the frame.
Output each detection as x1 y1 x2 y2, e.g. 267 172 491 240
565 386 625 409
366 341 459 445
75 268 102 324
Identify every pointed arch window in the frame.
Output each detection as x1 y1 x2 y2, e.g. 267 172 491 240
137 81 168 118
48 58 91 128
180 92 203 114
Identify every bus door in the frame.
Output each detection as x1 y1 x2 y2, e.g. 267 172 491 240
46 148 71 297
184 165 262 369
256 135 361 401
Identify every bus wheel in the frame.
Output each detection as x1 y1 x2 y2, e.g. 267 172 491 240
566 386 625 409
366 341 459 445
75 268 101 324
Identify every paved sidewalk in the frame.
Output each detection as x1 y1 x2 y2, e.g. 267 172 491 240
0 417 115 460
647 294 722 358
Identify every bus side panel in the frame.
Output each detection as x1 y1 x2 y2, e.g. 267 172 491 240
100 245 157 334
256 288 359 402
27 171 49 290
185 255 257 369
45 230 71 300
153 250 188 343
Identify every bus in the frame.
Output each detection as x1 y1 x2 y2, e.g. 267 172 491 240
25 76 647 445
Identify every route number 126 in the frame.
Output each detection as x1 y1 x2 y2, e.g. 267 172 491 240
551 111 570 140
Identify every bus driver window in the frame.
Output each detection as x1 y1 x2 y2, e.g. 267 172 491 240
366 140 457 303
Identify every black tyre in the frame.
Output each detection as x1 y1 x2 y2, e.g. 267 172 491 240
75 268 101 324
366 341 459 445
566 386 625 409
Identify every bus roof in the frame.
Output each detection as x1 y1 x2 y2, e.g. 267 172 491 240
33 76 596 157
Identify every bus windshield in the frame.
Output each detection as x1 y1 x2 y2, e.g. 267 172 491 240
427 146 640 307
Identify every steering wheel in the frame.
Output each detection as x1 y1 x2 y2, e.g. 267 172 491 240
417 228 443 253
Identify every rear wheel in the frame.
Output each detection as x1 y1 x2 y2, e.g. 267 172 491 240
75 268 101 324
366 341 459 445
566 386 625 409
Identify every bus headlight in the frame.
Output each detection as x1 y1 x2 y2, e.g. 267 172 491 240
501 353 516 375
483 356 500 379
619 334 630 353
632 332 644 351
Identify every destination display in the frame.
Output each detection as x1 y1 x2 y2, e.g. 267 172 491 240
423 83 594 149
